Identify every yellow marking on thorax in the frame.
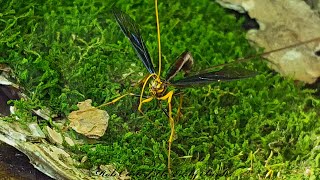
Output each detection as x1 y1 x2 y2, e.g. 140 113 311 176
150 78 166 97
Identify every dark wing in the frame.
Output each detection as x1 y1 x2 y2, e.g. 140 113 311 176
113 9 156 74
170 66 258 88
165 51 194 82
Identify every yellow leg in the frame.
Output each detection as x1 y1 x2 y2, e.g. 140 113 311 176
133 74 153 87
76 93 135 114
138 96 154 113
158 90 175 175
137 96 163 128
176 93 183 122
97 93 135 109
265 151 274 179
138 73 157 112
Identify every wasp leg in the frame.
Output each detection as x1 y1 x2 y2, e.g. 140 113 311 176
158 90 175 175
75 93 136 114
265 151 274 179
176 93 183 122
97 93 135 109
132 74 153 87
137 96 166 129
138 96 154 114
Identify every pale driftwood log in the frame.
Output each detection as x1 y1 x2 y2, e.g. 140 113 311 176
0 119 128 180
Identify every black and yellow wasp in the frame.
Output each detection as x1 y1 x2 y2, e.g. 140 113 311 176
110 1 257 174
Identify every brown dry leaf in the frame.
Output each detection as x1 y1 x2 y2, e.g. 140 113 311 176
217 0 320 83
68 99 109 139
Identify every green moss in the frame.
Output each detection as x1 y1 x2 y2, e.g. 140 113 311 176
1 0 320 179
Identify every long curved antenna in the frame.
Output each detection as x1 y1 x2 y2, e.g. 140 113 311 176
155 0 162 78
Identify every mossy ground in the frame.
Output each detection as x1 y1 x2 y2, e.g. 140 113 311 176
1 0 320 179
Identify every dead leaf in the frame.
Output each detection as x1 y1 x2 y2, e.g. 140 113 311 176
217 0 320 83
68 99 109 139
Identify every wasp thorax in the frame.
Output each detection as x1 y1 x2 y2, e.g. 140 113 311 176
149 79 165 96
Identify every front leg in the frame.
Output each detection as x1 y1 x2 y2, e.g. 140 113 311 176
138 96 154 114
158 90 175 175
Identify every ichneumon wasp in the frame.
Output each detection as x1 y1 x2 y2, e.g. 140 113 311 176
109 0 258 174
90 0 320 175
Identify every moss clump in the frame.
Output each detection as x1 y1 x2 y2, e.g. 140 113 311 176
1 0 320 179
